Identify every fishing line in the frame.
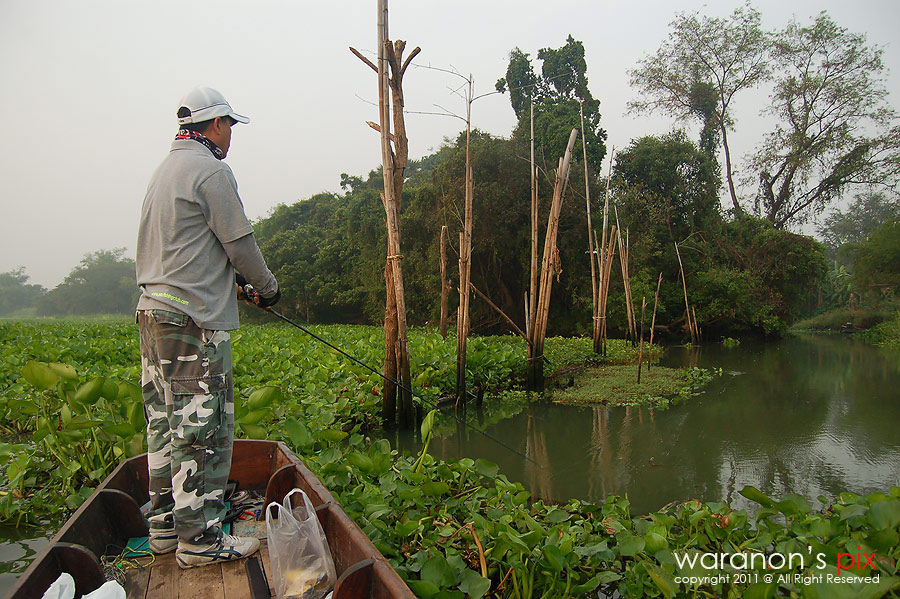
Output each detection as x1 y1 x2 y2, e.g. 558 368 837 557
247 296 541 467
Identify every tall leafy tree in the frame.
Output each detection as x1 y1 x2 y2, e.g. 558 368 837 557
496 36 607 175
751 13 900 228
628 3 770 214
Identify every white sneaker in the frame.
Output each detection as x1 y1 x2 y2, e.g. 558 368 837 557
148 518 177 555
175 533 260 569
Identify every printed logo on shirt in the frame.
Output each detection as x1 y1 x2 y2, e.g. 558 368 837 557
151 292 190 306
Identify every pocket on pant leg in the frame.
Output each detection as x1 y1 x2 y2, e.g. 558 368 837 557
170 374 227 444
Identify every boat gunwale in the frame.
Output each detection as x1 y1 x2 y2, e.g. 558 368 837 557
5 439 414 599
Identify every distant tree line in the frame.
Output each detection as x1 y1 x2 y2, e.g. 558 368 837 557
6 10 896 335
0 249 138 317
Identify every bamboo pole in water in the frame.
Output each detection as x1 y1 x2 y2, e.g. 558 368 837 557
580 102 599 354
674 241 695 344
439 224 449 338
529 100 538 340
637 296 647 384
598 148 614 354
456 76 474 404
471 282 529 343
614 210 636 345
599 224 617 355
648 272 662 371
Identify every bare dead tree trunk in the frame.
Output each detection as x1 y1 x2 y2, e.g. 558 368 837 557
720 123 742 215
352 0 420 427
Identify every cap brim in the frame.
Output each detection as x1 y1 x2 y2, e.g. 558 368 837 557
230 112 250 124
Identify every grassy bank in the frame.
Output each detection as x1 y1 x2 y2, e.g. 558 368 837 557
855 310 900 349
791 305 898 334
551 365 717 409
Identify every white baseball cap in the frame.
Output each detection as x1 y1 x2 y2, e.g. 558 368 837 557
176 86 250 125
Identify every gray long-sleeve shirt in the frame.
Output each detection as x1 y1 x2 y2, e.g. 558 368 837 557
136 139 277 330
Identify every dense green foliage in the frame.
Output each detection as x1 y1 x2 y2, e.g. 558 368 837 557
2 320 898 598
818 192 900 255
799 192 899 332
629 7 900 228
0 268 44 317
847 220 900 292
255 128 827 339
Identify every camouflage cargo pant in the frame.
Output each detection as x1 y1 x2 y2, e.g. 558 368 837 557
137 309 234 545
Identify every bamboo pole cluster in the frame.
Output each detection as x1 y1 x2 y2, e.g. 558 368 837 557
528 128 579 389
592 149 617 355
675 241 700 344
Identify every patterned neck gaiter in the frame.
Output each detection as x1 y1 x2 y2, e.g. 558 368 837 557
175 129 224 160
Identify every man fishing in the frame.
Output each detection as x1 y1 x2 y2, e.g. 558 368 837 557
135 86 280 568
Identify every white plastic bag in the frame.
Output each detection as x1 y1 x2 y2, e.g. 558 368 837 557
265 489 336 599
41 574 125 599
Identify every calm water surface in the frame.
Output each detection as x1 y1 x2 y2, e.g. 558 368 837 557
410 334 900 515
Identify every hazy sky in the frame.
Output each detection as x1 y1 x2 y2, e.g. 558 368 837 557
2 0 898 289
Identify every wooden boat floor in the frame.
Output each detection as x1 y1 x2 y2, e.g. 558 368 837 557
122 538 277 599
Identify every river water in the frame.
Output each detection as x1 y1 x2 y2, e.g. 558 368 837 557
418 334 900 515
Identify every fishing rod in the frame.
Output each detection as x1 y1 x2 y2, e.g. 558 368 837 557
242 285 541 467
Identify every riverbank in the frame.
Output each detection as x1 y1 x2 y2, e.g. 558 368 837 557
855 310 900 349
791 305 898 337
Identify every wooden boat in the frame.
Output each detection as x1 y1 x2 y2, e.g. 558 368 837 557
7 440 415 599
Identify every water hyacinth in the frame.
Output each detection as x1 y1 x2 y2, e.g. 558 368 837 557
1 320 898 597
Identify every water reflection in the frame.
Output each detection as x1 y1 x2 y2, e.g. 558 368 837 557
419 335 900 515
0 525 50 594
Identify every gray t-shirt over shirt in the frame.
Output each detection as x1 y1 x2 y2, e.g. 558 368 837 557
136 139 254 330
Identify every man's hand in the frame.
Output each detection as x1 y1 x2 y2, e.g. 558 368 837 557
238 283 280 310
235 273 256 305
236 283 257 306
